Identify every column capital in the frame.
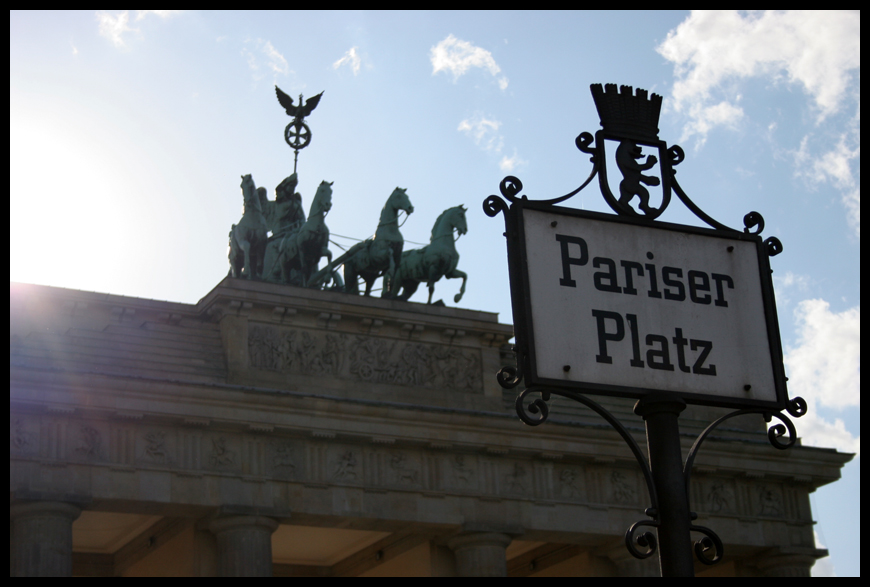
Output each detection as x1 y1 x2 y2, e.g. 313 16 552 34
207 514 279 577
447 531 512 552
10 500 83 522
447 531 512 577
10 500 82 577
208 514 279 535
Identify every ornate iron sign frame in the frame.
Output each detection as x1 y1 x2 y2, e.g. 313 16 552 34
483 84 806 574
503 200 789 412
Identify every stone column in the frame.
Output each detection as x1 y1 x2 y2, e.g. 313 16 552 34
208 515 278 577
10 501 82 577
447 532 512 577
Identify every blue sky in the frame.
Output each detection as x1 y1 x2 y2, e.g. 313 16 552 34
10 11 859 576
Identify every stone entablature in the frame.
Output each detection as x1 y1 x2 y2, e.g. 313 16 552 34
10 280 851 576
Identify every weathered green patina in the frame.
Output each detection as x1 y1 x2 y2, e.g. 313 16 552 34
228 174 268 280
263 179 338 288
384 205 468 304
314 187 414 297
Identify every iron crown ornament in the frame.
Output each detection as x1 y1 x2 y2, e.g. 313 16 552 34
485 83 783 256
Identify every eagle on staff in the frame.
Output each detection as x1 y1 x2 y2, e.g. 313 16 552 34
275 86 324 172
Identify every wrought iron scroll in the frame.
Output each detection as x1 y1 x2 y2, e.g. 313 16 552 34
516 386 662 562
512 383 806 565
482 90 783 257
683 396 807 495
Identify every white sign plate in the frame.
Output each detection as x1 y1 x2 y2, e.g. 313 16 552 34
516 206 786 408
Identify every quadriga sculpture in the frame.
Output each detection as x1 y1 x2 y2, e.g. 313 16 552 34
263 180 340 288
228 174 268 279
315 187 414 296
384 205 468 304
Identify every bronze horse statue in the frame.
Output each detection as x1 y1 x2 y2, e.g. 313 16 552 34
384 205 468 304
263 180 339 287
228 174 268 279
316 187 414 296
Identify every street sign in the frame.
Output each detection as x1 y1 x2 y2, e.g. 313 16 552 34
511 202 788 410
483 84 805 574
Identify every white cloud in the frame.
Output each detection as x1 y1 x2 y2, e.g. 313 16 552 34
242 39 291 81
658 11 860 143
96 11 138 48
783 299 860 454
458 115 503 153
261 40 289 76
431 34 508 90
794 124 861 236
96 10 180 48
499 150 527 173
773 271 811 307
135 10 181 21
682 101 744 149
333 47 361 75
457 114 524 171
660 11 861 236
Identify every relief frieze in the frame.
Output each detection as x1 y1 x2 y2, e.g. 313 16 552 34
248 324 482 391
75 424 104 460
10 417 34 453
11 412 805 526
558 467 584 499
208 436 236 468
450 455 475 487
389 452 420 486
143 431 171 464
704 481 736 514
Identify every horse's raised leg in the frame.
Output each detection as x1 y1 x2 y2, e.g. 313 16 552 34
447 269 468 303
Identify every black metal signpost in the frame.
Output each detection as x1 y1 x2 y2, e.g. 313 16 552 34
483 84 807 577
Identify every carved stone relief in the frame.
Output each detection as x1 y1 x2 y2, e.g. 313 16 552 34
10 412 808 529
143 431 171 464
504 462 529 495
270 440 298 479
10 417 35 453
758 484 784 517
389 453 420 486
609 470 637 504
332 449 359 483
704 481 736 514
450 455 475 488
558 467 584 499
208 436 236 468
75 424 103 460
248 324 482 392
